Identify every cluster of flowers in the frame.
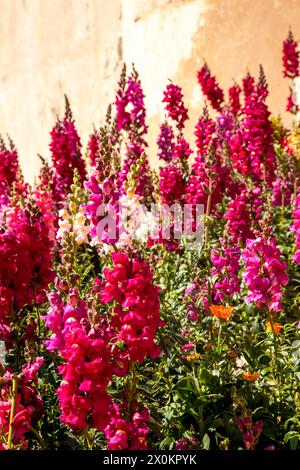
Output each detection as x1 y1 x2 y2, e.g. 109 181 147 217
236 416 263 451
0 206 54 341
242 235 289 313
105 402 150 450
50 98 86 204
45 288 112 431
43 250 163 448
100 252 163 366
282 30 300 113
0 136 20 205
0 31 300 451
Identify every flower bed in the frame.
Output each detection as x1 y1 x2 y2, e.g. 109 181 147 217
0 32 300 451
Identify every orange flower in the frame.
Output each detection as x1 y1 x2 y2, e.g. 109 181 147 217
209 305 233 320
266 320 283 335
186 353 201 362
242 371 260 383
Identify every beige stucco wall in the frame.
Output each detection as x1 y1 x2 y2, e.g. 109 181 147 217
1 0 300 181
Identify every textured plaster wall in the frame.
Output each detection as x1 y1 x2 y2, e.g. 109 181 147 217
1 0 300 181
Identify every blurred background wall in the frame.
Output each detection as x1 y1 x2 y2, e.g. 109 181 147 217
1 0 300 181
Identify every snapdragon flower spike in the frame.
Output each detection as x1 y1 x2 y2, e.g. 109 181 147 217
0 206 54 340
45 288 87 354
34 157 56 241
56 322 112 431
0 358 44 450
291 188 300 264
248 187 264 224
115 66 148 140
257 65 269 99
157 122 175 162
50 97 86 204
172 137 193 161
210 242 241 302
216 111 235 150
87 127 100 168
85 173 121 244
101 252 164 366
45 288 112 431
118 141 153 198
224 190 253 244
272 177 293 206
105 402 150 450
186 149 234 214
197 63 224 112
242 72 255 100
282 30 300 78
159 165 185 205
229 130 252 176
114 67 153 199
0 135 19 204
228 84 241 116
162 82 189 130
242 87 276 186
242 234 289 312
88 125 119 186
286 87 299 114
187 107 238 213
194 106 216 156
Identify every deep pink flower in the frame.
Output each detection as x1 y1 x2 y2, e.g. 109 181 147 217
0 136 19 203
210 242 241 302
242 235 288 312
224 191 253 244
286 88 299 114
272 178 293 206
105 402 150 450
162 83 189 130
173 138 193 161
228 84 241 116
159 166 185 205
242 89 276 186
101 253 164 367
115 69 148 139
197 63 224 112
236 416 263 450
0 358 44 449
157 122 175 162
242 73 255 100
45 288 113 431
0 207 54 338
50 103 86 204
282 30 299 78
194 108 216 156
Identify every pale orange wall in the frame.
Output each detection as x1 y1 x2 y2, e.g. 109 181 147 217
0 0 300 181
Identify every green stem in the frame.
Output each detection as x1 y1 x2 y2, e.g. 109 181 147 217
7 376 19 450
204 184 212 246
267 311 280 386
33 285 41 338
216 322 223 355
